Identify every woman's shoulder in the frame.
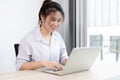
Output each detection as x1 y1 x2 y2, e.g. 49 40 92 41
53 31 63 40
20 28 36 44
20 32 33 43
53 31 62 36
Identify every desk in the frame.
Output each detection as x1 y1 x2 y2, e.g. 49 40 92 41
0 61 120 80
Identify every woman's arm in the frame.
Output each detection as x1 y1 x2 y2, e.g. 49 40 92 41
20 61 42 70
20 60 63 70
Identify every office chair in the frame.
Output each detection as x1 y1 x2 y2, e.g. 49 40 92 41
110 36 120 62
14 44 19 57
116 39 120 62
89 34 103 60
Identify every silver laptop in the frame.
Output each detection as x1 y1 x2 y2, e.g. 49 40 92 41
40 47 101 75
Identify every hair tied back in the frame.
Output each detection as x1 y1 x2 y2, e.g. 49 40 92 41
44 0 51 2
43 0 51 4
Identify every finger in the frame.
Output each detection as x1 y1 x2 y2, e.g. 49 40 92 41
54 64 63 70
51 67 58 71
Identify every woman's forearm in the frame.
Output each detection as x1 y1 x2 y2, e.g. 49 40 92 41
20 60 63 70
20 61 43 70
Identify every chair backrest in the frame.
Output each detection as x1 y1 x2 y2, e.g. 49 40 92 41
116 39 120 51
89 34 103 47
14 44 19 57
110 36 120 53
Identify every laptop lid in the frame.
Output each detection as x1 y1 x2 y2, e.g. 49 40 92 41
61 47 101 75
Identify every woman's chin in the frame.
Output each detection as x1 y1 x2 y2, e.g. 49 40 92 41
51 29 56 32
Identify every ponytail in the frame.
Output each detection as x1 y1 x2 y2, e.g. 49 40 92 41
38 0 64 23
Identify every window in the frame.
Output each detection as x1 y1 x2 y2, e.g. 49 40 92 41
87 0 120 27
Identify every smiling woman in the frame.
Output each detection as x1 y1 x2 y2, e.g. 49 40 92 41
16 0 68 71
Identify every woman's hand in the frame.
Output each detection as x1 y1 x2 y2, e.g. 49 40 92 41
61 58 68 65
41 60 63 71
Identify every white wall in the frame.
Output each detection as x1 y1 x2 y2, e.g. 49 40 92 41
0 0 43 73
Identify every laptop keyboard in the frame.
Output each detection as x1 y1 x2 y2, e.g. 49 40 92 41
55 70 62 74
40 67 63 75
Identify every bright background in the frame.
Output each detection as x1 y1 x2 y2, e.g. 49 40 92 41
0 0 43 73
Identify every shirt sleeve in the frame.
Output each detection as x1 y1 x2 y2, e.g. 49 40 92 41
59 37 68 63
15 40 32 71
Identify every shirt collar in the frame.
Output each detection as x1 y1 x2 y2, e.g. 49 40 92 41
33 25 57 42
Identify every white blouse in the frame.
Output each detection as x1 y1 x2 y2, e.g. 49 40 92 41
16 25 68 70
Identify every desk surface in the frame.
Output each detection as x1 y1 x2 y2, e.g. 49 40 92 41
0 61 120 80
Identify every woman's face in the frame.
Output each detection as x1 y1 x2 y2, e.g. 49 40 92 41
41 11 63 33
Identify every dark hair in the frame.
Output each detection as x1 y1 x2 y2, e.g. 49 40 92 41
39 0 64 23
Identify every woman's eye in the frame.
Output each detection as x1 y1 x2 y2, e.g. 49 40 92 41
58 19 61 22
51 18 62 22
52 19 56 21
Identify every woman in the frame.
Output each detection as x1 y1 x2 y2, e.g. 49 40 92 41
16 0 68 71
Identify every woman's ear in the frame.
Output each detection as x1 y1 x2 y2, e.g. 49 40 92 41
41 15 45 23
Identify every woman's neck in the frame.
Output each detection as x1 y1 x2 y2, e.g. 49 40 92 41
40 26 51 37
40 26 52 44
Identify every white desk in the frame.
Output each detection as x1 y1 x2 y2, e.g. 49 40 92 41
0 61 120 80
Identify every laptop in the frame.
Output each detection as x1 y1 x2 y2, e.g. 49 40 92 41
40 47 101 76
